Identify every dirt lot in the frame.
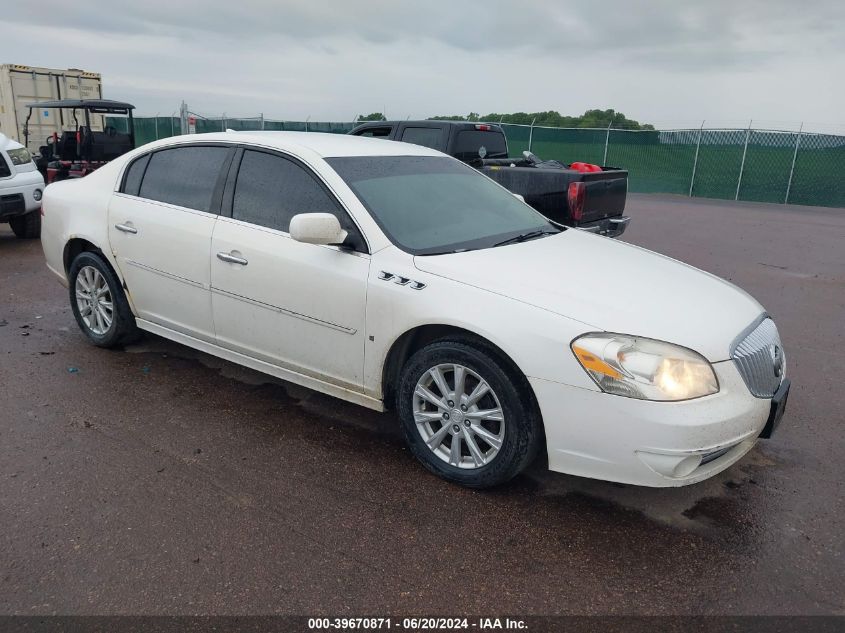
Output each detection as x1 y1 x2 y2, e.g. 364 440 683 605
1 194 843 615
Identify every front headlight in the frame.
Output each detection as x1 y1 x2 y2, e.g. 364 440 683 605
571 333 718 401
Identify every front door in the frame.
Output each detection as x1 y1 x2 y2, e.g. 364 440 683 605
210 148 370 391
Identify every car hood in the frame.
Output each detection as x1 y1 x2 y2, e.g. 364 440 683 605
413 229 764 362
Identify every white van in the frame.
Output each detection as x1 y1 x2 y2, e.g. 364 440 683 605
0 133 45 238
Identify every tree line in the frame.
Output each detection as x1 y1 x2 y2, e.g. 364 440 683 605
356 109 654 130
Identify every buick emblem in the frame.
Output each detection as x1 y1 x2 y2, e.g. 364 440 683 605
770 344 783 377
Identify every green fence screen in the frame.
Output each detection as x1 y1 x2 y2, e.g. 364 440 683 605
110 117 845 209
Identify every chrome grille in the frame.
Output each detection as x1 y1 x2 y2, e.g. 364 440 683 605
731 318 785 398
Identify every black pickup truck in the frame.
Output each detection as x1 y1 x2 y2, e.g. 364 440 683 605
349 120 630 237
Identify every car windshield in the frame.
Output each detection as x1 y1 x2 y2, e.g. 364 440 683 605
6 148 33 166
326 156 560 255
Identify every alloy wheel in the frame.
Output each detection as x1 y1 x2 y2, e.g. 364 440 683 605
75 265 114 336
412 363 506 469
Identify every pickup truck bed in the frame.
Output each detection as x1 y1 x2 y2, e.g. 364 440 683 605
349 120 630 237
475 158 628 234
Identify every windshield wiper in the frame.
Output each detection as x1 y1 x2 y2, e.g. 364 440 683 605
418 247 477 256
492 229 557 248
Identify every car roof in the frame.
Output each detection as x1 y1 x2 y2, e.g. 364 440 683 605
145 131 446 158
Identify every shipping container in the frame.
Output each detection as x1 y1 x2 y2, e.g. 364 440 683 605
0 64 105 153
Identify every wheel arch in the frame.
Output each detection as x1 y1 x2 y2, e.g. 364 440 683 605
381 324 542 421
63 237 104 274
63 237 132 307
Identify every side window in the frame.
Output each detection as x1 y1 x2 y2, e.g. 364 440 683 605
400 127 442 150
232 150 365 251
355 126 392 138
121 154 150 196
138 146 229 212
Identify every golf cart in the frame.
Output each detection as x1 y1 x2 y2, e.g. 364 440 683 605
23 99 136 184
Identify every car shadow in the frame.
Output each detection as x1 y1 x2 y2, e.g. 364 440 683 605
124 330 772 546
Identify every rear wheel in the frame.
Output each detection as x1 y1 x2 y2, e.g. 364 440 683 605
68 251 139 347
9 211 41 239
396 340 541 488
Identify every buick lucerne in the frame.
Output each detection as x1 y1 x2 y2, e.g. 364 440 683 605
40 132 789 488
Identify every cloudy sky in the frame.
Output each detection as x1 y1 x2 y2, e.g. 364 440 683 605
4 1 843 131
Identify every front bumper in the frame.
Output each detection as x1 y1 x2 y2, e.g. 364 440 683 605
531 360 771 487
577 215 630 238
0 171 44 219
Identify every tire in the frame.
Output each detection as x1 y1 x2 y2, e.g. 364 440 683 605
68 251 139 347
396 340 542 488
9 211 41 239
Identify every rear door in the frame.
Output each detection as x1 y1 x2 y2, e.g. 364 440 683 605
210 147 370 391
108 144 233 342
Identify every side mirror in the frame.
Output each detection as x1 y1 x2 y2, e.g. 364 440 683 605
289 213 349 246
512 193 525 203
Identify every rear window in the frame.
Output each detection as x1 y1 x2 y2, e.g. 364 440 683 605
400 127 443 150
452 130 508 161
138 146 229 213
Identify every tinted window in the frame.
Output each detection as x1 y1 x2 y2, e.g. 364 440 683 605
356 127 392 138
401 127 442 150
327 156 558 255
139 146 229 212
0 155 10 178
233 150 365 251
121 154 150 196
453 130 508 160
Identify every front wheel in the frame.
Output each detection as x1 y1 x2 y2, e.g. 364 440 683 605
396 341 541 488
9 211 41 238
68 251 139 347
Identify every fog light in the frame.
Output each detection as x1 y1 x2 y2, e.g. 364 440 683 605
33 188 43 201
637 451 702 479
671 455 702 478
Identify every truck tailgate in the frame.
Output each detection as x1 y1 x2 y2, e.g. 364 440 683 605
479 166 628 225
580 169 628 223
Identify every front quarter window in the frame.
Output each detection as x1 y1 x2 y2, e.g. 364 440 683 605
326 155 560 255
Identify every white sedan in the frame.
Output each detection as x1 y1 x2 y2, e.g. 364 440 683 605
40 132 789 488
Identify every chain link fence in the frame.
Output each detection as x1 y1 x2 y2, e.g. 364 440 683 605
108 114 845 208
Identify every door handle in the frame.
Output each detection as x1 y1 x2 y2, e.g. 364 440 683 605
114 223 138 234
216 251 248 265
